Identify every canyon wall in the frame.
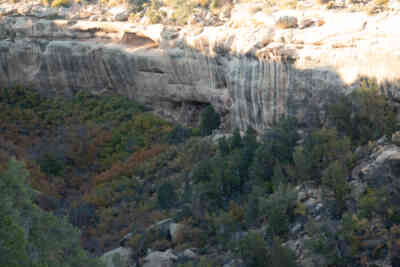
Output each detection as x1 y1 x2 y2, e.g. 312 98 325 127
1 6 400 131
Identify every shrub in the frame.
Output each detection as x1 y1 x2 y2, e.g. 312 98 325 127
145 0 163 24
238 232 269 267
305 219 350 266
157 182 178 210
169 0 195 25
358 188 387 218
146 10 163 24
322 160 350 216
261 185 297 237
270 238 298 267
231 128 242 149
69 202 97 228
199 105 221 136
263 116 298 164
167 125 192 145
245 193 260 226
327 79 398 145
249 143 275 185
131 0 148 12
51 0 71 7
38 153 65 176
290 128 352 183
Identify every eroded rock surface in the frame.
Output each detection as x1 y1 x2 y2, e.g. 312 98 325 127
1 3 400 130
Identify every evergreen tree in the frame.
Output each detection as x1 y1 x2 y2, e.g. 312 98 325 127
218 136 230 156
238 232 269 267
157 182 178 210
271 163 287 189
270 238 298 267
249 144 275 187
199 105 221 136
167 125 191 144
322 160 350 216
290 146 312 182
264 116 298 164
0 159 104 267
231 128 242 149
192 159 212 184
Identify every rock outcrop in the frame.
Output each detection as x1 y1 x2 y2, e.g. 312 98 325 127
100 247 132 267
1 2 400 131
142 250 177 267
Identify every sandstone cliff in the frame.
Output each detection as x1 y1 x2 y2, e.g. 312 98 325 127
1 2 400 131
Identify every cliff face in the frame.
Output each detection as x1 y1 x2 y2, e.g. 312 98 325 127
1 4 400 131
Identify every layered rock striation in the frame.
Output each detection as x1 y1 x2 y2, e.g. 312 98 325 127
1 3 400 130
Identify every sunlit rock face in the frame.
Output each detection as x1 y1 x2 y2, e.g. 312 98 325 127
0 38 334 132
1 8 400 131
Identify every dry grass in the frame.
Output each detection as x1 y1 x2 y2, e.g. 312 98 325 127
373 0 388 5
50 0 71 7
278 0 297 9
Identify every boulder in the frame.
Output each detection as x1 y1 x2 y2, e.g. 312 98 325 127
169 223 184 243
183 249 197 259
100 247 132 267
120 218 174 246
392 131 400 146
275 16 298 29
352 144 400 188
108 7 129 21
143 250 177 267
299 18 314 29
148 218 174 234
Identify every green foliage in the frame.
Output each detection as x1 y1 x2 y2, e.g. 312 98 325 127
217 136 230 156
270 238 298 267
238 233 298 267
0 87 174 253
291 128 352 183
168 125 192 144
238 232 269 267
249 116 298 189
263 116 299 164
0 159 104 267
245 192 260 226
322 160 350 216
291 146 312 181
0 211 29 267
131 0 148 12
328 79 398 145
358 188 388 218
38 153 65 176
261 185 297 237
200 105 221 136
192 159 212 184
157 182 178 210
249 143 275 187
3 81 399 266
271 163 287 189
231 128 242 149
305 219 349 266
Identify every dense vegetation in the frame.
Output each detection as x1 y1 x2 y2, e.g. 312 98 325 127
1 80 400 266
0 158 104 267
